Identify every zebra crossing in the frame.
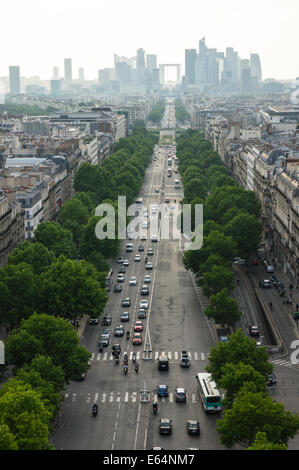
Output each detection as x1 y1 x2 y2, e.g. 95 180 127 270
270 358 299 369
64 391 199 405
91 351 210 362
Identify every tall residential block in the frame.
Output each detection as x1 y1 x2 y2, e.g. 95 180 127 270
9 66 20 94
64 58 72 88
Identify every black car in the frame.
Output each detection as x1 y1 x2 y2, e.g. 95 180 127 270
147 248 154 256
186 420 200 435
101 315 112 326
138 245 144 252
89 318 99 325
159 418 172 435
141 285 149 296
111 344 121 356
119 266 126 274
267 374 277 386
120 312 130 322
114 284 122 293
249 325 260 337
114 325 124 337
138 309 147 319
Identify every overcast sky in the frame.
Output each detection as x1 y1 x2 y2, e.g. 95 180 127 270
1 0 298 80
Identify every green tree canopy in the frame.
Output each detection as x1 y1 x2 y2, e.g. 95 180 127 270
34 221 76 259
7 241 55 274
205 288 241 326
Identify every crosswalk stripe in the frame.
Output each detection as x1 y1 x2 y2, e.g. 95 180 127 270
94 351 210 361
103 352 107 361
101 393 106 403
155 352 159 360
168 352 172 360
132 393 137 402
194 352 198 360
109 354 113 360
65 393 69 399
96 353 101 361
87 393 91 403
161 397 166 403
72 393 76 402
192 394 196 403
201 353 205 361
109 393 113 403
124 392 129 403
64 391 199 404
174 352 179 360
169 393 173 403
94 393 99 403
153 394 158 402
188 352 192 359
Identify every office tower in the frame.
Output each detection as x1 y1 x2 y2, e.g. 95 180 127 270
250 53 262 83
9 66 20 94
115 62 132 84
152 68 160 91
53 66 59 80
146 54 157 72
240 59 251 93
51 79 61 96
78 67 85 81
185 49 197 85
64 58 72 89
98 68 114 85
136 49 145 68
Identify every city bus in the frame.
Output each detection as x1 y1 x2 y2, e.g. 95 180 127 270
195 373 222 414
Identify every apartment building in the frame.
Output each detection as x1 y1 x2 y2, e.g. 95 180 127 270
0 189 24 267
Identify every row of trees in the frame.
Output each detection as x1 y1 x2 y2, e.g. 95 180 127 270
176 129 299 449
0 104 57 116
0 125 157 449
174 98 190 124
207 330 299 449
177 129 261 326
0 313 91 449
148 99 166 124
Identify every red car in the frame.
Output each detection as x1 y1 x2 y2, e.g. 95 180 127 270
250 259 259 265
132 333 142 345
134 321 143 332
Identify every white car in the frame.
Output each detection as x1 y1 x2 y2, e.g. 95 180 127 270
123 259 130 267
144 275 151 283
151 235 158 242
140 300 149 309
134 254 141 262
129 276 137 286
142 221 148 229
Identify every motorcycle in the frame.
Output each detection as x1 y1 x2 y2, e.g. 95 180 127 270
135 363 139 374
115 355 119 365
92 404 98 416
126 331 130 341
153 403 158 415
124 365 128 375
132 353 137 363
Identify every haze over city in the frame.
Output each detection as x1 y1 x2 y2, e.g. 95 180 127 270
1 0 298 80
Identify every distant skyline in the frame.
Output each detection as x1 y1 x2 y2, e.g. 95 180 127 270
0 0 298 80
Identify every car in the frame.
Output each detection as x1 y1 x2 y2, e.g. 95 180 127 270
101 315 112 326
186 420 200 436
175 388 187 402
159 418 172 435
74 372 85 381
155 188 159 193
132 333 142 345
165 198 170 203
117 257 124 264
100 335 109 347
142 222 148 229
111 344 121 356
147 248 154 256
267 374 277 386
158 356 169 371
157 385 168 398
134 321 143 331
141 234 147 241
250 258 259 265
118 266 126 274
137 309 147 319
101 328 110 337
114 284 122 293
138 245 144 252
152 235 158 242
144 275 151 283
262 280 271 288
126 243 133 252
180 351 190 367
120 312 130 322
123 259 130 267
122 297 131 307
129 276 137 286
249 325 260 337
266 265 274 273
141 285 149 296
117 274 125 283
170 204 175 210
140 299 149 309
134 254 141 262
234 259 246 265
89 318 99 325
114 325 124 337
146 262 153 270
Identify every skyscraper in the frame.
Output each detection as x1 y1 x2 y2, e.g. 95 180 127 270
64 58 72 89
78 67 85 81
146 54 157 72
53 66 59 80
185 49 197 85
9 66 20 94
250 53 262 83
136 49 145 69
240 59 252 93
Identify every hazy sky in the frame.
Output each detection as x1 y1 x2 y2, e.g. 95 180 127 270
1 0 298 80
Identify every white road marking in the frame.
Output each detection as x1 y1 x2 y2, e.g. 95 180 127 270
101 393 106 403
